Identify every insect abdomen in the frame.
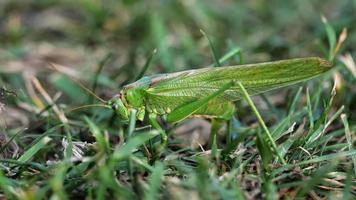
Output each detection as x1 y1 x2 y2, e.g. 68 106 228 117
193 99 235 120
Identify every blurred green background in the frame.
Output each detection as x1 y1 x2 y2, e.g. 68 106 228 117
1 0 355 69
0 1 355 199
1 0 355 119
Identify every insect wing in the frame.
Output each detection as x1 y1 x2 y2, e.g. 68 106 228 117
145 57 331 102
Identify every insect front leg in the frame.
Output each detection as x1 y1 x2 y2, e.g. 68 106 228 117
148 113 167 148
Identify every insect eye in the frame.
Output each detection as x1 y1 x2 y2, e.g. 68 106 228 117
111 104 118 110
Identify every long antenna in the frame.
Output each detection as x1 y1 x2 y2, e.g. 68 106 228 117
48 63 107 103
67 104 110 113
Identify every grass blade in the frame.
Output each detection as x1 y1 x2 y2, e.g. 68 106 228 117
296 163 336 198
143 162 165 200
113 131 159 160
135 49 157 81
341 114 356 176
90 52 112 103
200 29 221 67
85 116 109 152
272 150 356 176
322 15 336 61
288 87 303 115
306 88 314 130
237 81 287 164
17 136 52 163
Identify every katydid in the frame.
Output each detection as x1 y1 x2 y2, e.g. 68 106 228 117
105 57 331 143
61 57 332 145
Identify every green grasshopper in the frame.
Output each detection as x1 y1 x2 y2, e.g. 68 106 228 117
59 57 331 145
104 57 331 143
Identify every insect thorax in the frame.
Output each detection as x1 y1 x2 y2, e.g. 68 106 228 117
117 88 145 121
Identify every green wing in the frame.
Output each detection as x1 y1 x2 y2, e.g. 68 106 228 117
144 57 331 113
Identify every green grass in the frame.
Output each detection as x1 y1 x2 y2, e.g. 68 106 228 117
0 0 355 199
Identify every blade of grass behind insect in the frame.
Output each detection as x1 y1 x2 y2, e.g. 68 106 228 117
322 16 337 61
342 168 353 200
306 88 314 130
143 162 164 200
96 160 133 199
113 130 159 160
266 110 304 148
66 159 91 179
85 117 109 152
0 171 16 198
208 46 242 67
49 162 69 200
272 150 356 176
17 136 52 163
270 115 292 139
278 123 304 158
90 52 112 104
96 165 112 200
135 49 157 81
273 114 304 144
64 126 73 160
127 109 137 183
260 93 280 119
305 149 355 166
0 159 47 171
210 133 218 160
295 162 336 198
195 158 213 200
318 107 345 155
0 128 26 153
219 47 241 65
51 75 87 104
37 100 60 118
220 168 246 200
341 114 356 176
256 129 273 170
288 87 303 115
312 82 324 112
221 128 251 160
228 40 244 64
305 105 344 147
261 170 278 200
272 119 299 161
151 13 172 72
200 29 221 67
311 126 348 147
131 155 154 172
212 177 242 200
237 81 286 165
12 124 59 162
305 86 338 146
